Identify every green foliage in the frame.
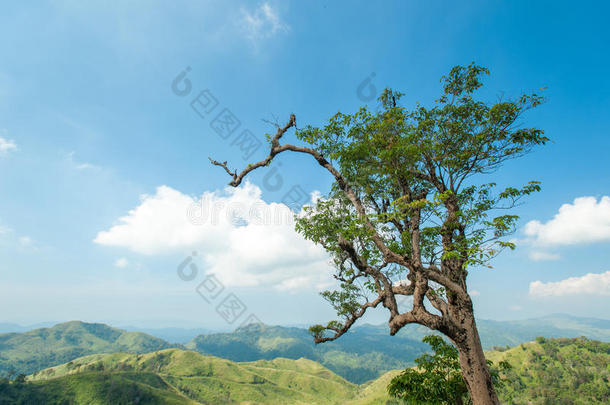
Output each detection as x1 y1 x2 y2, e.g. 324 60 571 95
387 335 514 405
388 336 468 404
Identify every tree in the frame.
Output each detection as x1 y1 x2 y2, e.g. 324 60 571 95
388 335 469 404
388 335 512 404
210 63 547 404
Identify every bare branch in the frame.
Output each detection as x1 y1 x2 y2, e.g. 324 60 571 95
208 158 237 181
313 294 384 344
211 114 296 187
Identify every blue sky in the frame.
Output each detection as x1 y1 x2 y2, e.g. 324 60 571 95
0 1 609 330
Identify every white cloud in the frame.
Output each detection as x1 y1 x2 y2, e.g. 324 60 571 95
66 151 100 170
0 136 17 155
528 251 561 261
469 290 480 296
524 196 610 246
529 271 610 297
75 162 97 170
94 182 333 291
114 258 129 268
0 224 35 250
18 236 32 247
509 305 522 311
240 2 289 42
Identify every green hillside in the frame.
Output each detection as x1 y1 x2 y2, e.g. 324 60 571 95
24 349 361 404
487 337 610 404
186 323 429 384
0 350 415 404
1 338 608 404
0 321 172 377
0 372 194 404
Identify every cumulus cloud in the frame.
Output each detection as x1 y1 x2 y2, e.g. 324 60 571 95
0 136 17 155
94 183 333 291
524 196 610 246
114 258 129 268
240 2 289 42
529 271 610 297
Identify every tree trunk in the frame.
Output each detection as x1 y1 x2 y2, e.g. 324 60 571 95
455 313 500 405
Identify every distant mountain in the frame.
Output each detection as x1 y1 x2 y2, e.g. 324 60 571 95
185 323 430 384
476 314 610 347
0 322 56 334
120 326 213 344
185 314 610 383
344 313 610 349
0 323 28 334
0 321 173 377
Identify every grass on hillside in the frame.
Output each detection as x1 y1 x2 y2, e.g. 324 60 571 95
1 337 608 404
487 337 610 404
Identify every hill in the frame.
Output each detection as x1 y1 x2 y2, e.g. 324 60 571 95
487 337 610 404
0 372 193 404
121 326 213 345
185 323 429 384
22 349 361 404
0 321 173 377
184 314 610 383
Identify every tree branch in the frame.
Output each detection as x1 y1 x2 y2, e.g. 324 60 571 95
313 294 384 343
210 114 408 268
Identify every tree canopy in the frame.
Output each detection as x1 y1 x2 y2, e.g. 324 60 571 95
291 64 547 341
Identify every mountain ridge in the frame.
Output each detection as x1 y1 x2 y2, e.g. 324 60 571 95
0 320 174 377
